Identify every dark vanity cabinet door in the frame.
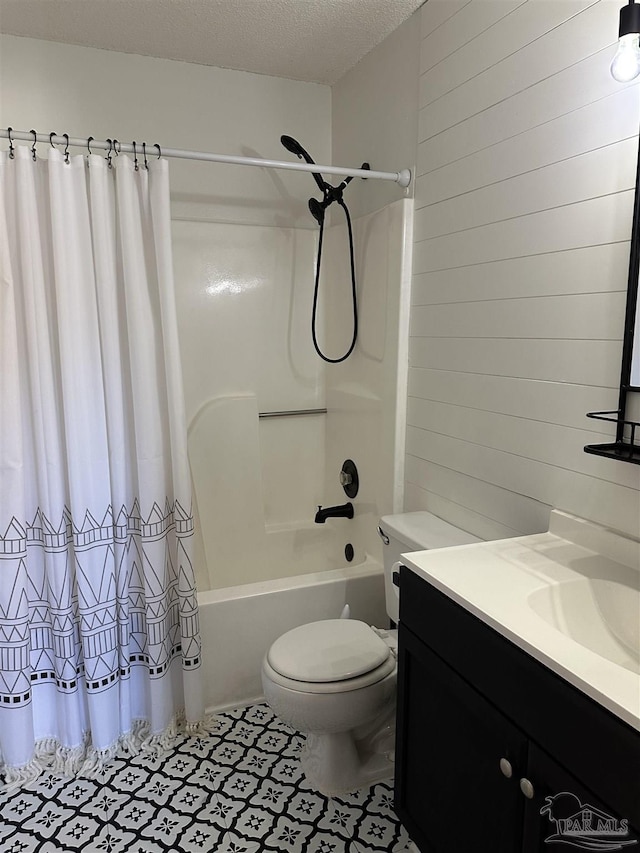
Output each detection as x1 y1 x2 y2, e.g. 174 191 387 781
395 626 527 853
521 743 640 853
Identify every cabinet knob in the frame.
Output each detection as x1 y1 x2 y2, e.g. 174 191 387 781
519 778 535 799
499 758 513 778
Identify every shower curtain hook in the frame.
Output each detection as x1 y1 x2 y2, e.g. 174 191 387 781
105 138 113 168
7 127 14 159
87 136 94 156
30 129 37 161
154 143 161 159
142 142 149 170
63 133 70 164
132 140 139 171
113 139 120 156
49 131 57 149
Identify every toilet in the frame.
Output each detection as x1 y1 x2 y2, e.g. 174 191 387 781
261 511 481 795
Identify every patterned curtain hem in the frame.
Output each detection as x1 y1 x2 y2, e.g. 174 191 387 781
0 711 219 794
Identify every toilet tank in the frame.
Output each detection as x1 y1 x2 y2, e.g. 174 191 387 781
378 512 481 624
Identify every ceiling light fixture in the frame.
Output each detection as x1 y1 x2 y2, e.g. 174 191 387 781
611 0 640 82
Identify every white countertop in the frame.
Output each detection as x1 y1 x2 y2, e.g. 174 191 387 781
400 511 640 731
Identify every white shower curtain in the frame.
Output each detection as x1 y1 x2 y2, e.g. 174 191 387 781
0 145 203 786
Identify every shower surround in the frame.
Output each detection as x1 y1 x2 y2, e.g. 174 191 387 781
173 199 412 593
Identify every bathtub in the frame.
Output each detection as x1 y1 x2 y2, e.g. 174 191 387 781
198 556 387 713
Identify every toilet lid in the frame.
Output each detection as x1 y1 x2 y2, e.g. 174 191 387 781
267 619 391 683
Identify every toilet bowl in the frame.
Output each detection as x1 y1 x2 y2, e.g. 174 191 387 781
261 618 397 794
261 511 481 795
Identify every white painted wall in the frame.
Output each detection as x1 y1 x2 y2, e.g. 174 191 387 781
0 35 330 227
332 15 420 219
407 0 640 540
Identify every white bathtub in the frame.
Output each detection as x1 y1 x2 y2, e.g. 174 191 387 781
198 556 387 713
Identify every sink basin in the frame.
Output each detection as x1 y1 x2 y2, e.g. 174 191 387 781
528 578 640 674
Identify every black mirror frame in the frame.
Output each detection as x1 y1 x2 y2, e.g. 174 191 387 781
584 133 640 465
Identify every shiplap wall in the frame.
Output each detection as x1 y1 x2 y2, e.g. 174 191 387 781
406 0 640 540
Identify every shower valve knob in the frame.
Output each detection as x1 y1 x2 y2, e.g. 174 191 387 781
340 459 359 498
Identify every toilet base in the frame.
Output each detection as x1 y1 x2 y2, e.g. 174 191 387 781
299 702 396 796
301 731 394 796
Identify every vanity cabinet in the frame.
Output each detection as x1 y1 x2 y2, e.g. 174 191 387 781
394 567 640 853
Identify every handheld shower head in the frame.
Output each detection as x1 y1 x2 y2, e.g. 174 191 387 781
280 135 326 193
280 135 311 160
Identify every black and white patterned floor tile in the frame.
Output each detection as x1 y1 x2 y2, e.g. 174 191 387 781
1 704 411 853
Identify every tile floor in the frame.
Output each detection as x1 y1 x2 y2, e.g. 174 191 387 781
0 703 411 853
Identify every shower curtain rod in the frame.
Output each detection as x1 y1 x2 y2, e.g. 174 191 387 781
1 129 412 188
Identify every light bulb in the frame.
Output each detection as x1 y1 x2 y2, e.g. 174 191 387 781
611 32 640 82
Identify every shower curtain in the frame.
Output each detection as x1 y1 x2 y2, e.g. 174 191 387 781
0 145 203 786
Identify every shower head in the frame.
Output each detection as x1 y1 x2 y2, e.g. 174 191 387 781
280 135 326 193
281 135 312 161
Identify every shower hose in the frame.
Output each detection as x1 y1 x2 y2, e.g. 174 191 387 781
312 197 358 364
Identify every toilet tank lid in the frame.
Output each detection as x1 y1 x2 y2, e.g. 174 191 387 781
267 619 390 683
379 511 481 551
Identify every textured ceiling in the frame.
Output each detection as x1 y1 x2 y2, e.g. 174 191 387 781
0 0 425 85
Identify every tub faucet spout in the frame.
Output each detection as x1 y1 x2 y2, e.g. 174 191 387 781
314 502 354 523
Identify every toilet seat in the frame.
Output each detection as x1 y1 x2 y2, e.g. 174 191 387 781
264 619 396 695
263 652 396 695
